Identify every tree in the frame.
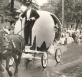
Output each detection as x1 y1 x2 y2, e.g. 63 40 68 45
41 0 59 13
46 0 82 29
55 0 82 29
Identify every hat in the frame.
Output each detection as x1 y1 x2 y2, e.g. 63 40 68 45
26 0 32 5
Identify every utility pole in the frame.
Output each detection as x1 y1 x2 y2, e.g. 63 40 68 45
11 0 14 12
10 0 14 26
62 0 64 30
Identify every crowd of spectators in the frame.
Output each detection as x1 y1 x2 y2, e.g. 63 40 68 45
59 28 82 45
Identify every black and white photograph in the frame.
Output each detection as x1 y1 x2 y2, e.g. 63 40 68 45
0 0 82 77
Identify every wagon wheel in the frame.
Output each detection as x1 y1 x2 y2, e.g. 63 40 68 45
41 52 48 68
55 48 61 63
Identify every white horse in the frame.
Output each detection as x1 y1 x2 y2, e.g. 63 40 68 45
14 6 61 50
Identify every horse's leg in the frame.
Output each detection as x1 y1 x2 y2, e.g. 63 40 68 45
6 57 13 77
18 52 22 64
0 59 4 71
14 53 22 77
0 60 4 77
14 59 18 77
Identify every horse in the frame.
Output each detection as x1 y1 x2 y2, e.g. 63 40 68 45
0 30 25 77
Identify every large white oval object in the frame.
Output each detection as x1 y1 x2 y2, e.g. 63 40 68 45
32 11 55 48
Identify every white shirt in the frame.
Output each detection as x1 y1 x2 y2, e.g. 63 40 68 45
26 9 31 20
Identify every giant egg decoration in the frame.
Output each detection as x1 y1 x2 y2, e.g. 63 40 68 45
32 11 55 48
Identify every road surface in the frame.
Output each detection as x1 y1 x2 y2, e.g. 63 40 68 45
1 43 82 77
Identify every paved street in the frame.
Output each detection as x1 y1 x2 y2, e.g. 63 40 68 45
1 43 82 77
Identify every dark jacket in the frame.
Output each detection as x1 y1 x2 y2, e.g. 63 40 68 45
21 9 39 20
22 9 39 45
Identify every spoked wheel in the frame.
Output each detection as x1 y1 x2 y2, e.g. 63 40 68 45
55 48 61 63
41 52 48 68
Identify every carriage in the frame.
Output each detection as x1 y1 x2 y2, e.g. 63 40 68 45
14 9 62 68
0 1 63 77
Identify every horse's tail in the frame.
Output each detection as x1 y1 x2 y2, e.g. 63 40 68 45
50 14 61 41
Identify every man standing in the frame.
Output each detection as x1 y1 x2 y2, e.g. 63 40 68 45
20 0 39 45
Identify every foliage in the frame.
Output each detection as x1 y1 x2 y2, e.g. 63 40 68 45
55 0 82 23
41 0 59 14
42 0 82 24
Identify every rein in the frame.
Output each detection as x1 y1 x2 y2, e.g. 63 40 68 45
16 19 29 34
16 24 26 34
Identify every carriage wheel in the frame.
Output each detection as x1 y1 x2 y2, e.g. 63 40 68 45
55 48 61 63
41 52 48 68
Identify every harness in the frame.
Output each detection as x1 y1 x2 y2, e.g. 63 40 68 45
0 35 16 54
